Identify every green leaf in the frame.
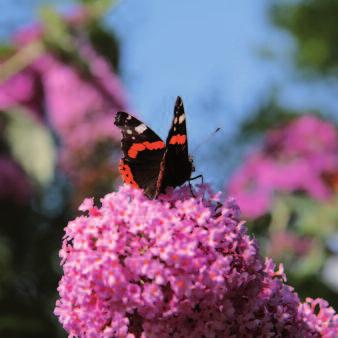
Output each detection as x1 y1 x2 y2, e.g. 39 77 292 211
291 243 325 279
269 195 291 232
79 0 117 18
287 194 338 238
3 109 56 186
0 44 15 58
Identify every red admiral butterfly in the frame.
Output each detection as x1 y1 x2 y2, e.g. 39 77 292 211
114 96 194 198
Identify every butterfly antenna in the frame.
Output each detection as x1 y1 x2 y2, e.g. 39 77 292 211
189 128 220 195
191 127 221 155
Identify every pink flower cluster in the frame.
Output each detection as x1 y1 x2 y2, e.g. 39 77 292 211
55 184 337 337
228 116 338 218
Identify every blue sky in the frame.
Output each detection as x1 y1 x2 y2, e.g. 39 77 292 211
108 1 284 133
1 0 337 187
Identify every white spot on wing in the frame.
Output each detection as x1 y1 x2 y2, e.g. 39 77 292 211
178 114 185 124
135 123 147 134
127 115 132 120
126 129 132 134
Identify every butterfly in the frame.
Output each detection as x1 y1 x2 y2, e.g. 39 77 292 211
114 96 195 198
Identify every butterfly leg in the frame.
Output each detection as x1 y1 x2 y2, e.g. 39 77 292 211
187 174 204 197
189 174 204 185
188 180 196 198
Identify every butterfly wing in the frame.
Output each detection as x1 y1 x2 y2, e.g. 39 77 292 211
155 97 193 196
114 112 165 198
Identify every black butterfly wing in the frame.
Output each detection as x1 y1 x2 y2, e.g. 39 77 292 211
114 112 165 198
155 97 193 196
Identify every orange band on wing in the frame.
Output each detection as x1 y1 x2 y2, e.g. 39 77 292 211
118 160 139 188
128 141 165 158
169 134 186 145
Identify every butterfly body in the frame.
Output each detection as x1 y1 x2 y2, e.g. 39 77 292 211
114 96 193 198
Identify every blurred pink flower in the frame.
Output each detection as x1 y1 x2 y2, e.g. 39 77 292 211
39 47 127 205
0 13 128 203
0 156 31 204
42 46 125 153
266 231 315 260
0 68 43 118
55 184 337 337
228 116 338 218
267 115 337 157
11 34 127 156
